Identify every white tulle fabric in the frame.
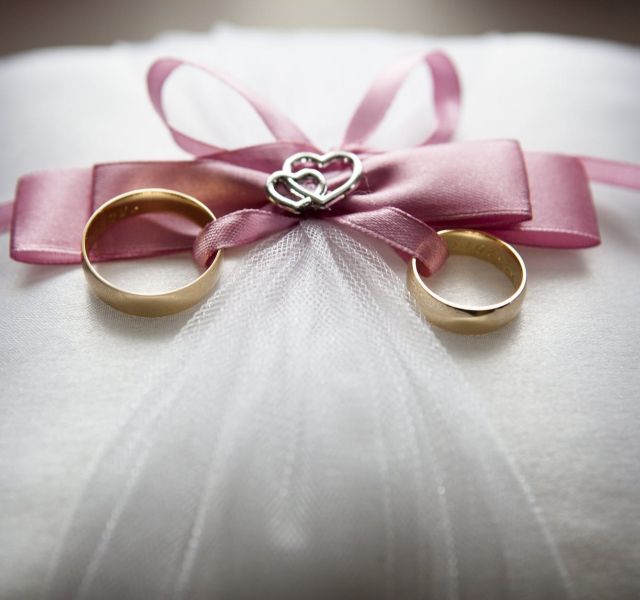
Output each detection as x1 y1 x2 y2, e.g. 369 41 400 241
46 223 569 599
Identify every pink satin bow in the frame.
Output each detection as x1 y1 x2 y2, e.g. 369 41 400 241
2 51 640 274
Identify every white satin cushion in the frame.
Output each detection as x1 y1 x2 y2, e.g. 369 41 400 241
0 25 639 599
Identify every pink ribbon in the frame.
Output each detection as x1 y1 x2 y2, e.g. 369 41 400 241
2 51 640 274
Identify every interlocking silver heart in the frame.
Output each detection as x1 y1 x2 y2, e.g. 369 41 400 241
266 151 363 213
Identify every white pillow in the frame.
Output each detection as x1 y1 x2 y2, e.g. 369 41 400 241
1 25 638 599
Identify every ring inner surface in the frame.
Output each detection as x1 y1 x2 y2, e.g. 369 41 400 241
442 230 523 290
85 192 213 252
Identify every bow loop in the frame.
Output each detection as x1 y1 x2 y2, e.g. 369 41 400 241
342 50 461 150
148 58 314 158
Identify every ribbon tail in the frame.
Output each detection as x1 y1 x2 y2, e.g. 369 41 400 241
328 207 448 276
579 155 640 190
193 208 298 269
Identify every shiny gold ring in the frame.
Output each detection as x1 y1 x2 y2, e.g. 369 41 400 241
81 188 222 317
408 229 526 334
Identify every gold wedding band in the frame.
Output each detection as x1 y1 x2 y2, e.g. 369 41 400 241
408 229 526 334
81 188 222 317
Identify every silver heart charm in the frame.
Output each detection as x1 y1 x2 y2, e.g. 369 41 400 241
265 150 362 213
284 151 363 209
266 168 327 213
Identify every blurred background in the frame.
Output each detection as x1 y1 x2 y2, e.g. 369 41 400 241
0 0 638 56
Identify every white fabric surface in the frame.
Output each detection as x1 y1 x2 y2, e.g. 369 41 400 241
1 25 639 599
